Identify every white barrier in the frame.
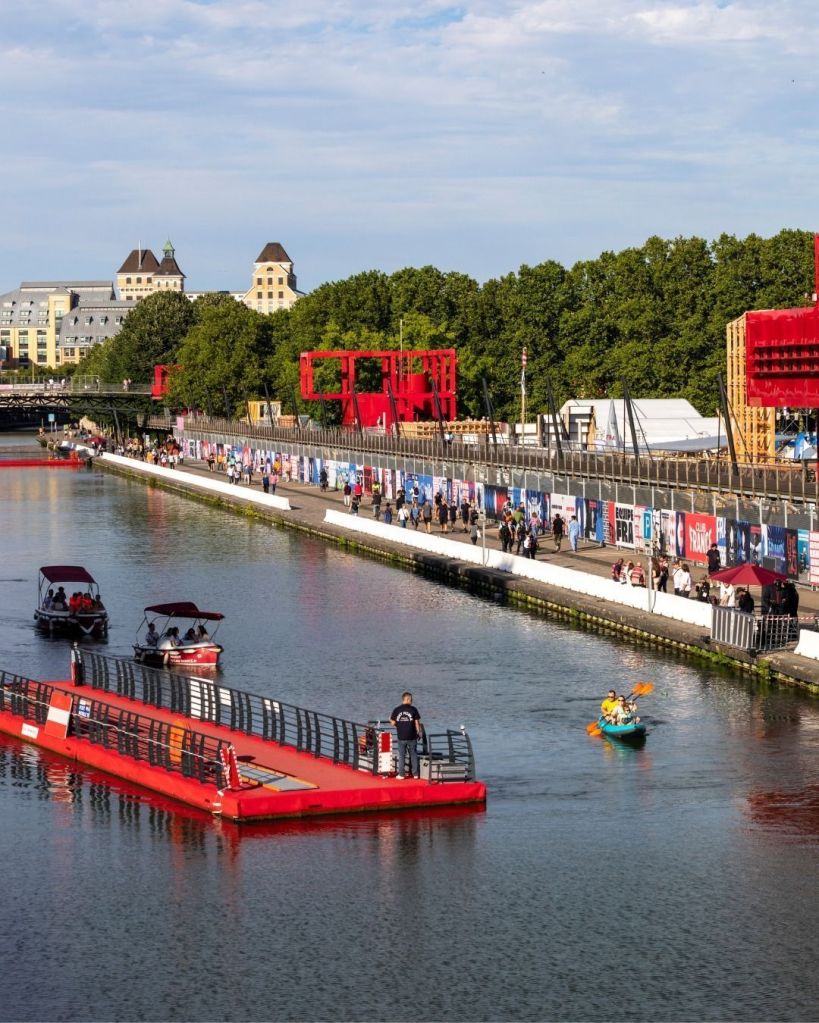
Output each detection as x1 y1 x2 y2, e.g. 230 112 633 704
100 453 292 511
324 510 713 629
794 628 819 661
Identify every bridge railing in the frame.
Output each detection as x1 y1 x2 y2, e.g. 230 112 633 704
149 412 819 504
0 376 152 395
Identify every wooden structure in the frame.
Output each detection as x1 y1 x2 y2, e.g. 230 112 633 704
725 233 819 464
726 314 776 464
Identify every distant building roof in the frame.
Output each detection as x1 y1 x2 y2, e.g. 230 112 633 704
58 297 135 347
154 254 185 278
117 249 160 274
20 281 113 292
255 242 291 264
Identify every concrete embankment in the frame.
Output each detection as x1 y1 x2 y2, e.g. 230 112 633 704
98 454 819 694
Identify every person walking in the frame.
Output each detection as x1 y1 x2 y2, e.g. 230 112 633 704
461 498 471 533
372 488 382 519
343 480 352 507
261 471 270 494
552 513 565 552
390 692 422 780
422 501 432 534
568 515 580 552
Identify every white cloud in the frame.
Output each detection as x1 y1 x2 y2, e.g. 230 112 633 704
0 0 818 289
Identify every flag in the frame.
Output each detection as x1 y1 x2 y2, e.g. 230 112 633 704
605 399 620 449
521 347 527 394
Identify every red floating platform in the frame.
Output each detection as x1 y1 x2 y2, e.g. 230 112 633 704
0 652 486 823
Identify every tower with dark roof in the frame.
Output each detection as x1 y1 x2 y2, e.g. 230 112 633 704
116 241 185 300
243 241 303 314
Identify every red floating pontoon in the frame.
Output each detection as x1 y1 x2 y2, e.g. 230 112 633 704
0 650 487 822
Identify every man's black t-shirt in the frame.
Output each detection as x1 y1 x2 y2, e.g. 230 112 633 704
391 704 420 741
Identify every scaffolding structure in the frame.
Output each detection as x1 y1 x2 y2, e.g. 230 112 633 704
726 313 776 464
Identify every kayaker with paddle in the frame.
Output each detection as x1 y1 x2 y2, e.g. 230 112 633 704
600 690 617 719
587 682 654 736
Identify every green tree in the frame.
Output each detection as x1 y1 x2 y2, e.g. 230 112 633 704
82 291 196 383
171 301 272 415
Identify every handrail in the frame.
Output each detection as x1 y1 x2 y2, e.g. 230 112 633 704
0 671 228 787
151 412 819 505
79 651 476 781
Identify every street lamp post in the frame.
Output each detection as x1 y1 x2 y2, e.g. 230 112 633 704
478 509 487 566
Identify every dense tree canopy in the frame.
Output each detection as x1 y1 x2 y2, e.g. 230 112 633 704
82 291 196 382
96 229 816 419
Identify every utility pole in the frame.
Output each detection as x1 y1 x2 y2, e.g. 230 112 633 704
520 347 527 446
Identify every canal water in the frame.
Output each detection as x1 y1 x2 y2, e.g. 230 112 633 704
0 454 817 1022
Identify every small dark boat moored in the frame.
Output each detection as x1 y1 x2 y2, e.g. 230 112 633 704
34 565 109 640
134 602 224 669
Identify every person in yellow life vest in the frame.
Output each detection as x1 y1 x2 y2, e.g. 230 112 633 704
600 689 617 721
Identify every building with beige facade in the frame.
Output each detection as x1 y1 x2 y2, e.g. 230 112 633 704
0 281 126 368
116 240 185 301
242 242 303 313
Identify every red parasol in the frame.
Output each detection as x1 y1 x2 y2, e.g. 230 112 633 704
709 564 787 586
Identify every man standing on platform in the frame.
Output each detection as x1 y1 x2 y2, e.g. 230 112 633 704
390 692 422 780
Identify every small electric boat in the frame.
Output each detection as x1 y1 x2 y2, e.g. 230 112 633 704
134 602 224 669
34 565 109 640
597 717 647 744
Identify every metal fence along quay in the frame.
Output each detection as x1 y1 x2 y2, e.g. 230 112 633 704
80 652 477 782
150 413 819 507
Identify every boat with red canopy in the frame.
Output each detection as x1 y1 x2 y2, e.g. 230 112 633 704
34 565 109 640
134 602 224 668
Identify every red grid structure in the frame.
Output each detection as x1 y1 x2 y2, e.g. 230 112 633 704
299 349 457 428
745 235 819 408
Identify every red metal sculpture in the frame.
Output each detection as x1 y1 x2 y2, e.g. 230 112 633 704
299 349 457 428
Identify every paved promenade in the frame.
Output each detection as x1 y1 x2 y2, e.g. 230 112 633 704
104 455 819 690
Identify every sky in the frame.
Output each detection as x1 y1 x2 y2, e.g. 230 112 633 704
1 0 818 293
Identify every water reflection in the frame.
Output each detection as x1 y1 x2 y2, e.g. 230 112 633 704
1 454 819 1021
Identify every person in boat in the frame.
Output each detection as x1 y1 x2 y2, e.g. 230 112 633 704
183 627 197 644
609 696 630 724
53 587 67 610
601 689 618 720
80 592 95 612
159 627 181 649
42 588 55 611
69 592 82 614
144 623 159 647
196 624 210 642
93 594 105 610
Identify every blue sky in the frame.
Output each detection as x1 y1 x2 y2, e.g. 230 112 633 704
2 0 817 292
